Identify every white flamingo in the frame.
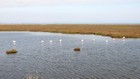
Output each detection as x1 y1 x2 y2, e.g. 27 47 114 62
81 39 84 42
13 40 16 45
123 37 125 39
41 40 44 43
59 39 62 42
93 39 96 41
106 40 108 43
112 38 115 41
50 40 53 43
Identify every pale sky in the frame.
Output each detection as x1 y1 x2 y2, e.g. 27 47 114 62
0 0 140 24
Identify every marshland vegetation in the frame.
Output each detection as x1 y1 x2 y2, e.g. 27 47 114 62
0 24 140 38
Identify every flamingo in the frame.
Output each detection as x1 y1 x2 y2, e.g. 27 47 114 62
13 40 16 45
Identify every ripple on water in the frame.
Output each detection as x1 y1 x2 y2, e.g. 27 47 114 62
0 32 140 79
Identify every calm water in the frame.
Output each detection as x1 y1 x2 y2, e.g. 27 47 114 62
0 32 140 79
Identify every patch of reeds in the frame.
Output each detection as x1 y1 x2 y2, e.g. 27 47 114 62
74 48 81 51
6 49 17 54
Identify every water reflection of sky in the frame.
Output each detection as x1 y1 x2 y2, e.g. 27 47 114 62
0 32 140 79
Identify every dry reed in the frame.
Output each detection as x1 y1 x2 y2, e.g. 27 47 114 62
0 24 140 38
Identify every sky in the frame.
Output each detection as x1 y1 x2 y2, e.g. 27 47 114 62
0 0 140 24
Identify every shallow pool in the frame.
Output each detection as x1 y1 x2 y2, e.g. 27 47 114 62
0 32 140 79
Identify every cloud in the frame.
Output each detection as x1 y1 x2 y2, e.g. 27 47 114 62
0 0 140 7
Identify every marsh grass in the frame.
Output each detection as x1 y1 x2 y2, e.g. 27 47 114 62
6 49 17 54
0 24 140 38
74 48 81 51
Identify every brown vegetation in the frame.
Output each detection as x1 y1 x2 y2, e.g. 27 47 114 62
74 48 81 51
6 49 17 54
0 24 140 38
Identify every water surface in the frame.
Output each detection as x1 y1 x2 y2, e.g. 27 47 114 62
0 32 140 79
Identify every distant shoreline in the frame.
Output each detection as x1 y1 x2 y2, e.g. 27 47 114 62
0 24 140 38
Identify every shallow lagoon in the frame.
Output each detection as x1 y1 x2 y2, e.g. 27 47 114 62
0 32 140 79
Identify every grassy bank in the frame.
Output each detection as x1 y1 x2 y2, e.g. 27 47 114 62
0 24 140 38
